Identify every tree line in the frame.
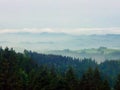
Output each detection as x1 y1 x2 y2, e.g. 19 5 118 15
0 47 120 90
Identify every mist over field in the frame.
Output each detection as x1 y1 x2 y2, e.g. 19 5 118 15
0 31 120 51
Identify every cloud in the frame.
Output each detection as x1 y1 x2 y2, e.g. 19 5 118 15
0 28 55 34
0 28 120 35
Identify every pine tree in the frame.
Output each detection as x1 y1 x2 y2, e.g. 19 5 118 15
0 48 24 90
101 79 111 90
114 74 120 90
80 67 96 90
65 67 78 90
93 67 102 90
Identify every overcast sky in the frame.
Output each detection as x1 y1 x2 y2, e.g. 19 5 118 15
0 0 120 34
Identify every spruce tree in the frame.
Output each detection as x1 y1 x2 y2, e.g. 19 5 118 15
114 74 120 90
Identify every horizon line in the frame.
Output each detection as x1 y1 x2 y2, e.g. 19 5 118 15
0 27 120 35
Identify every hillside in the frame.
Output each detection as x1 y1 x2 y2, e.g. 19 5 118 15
1 34 120 50
0 47 120 90
45 47 120 63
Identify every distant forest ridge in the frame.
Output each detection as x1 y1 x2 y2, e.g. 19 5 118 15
44 47 120 63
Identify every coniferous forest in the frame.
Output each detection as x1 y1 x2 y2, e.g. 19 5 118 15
0 47 120 90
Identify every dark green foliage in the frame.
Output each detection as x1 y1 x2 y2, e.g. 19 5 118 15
114 74 120 90
80 67 95 90
28 51 97 77
0 47 120 90
80 67 110 90
0 47 36 90
28 51 120 87
102 79 111 90
65 67 78 90
0 47 23 90
99 60 120 86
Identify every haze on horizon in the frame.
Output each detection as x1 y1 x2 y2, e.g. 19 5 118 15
0 0 120 50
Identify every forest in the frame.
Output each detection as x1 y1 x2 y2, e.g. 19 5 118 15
0 47 120 90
